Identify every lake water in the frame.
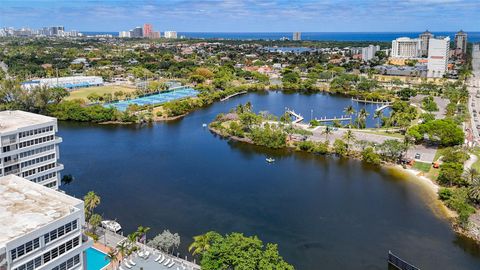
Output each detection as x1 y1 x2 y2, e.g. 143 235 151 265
58 92 480 269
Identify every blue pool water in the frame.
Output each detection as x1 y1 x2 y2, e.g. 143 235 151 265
86 248 110 270
105 88 199 111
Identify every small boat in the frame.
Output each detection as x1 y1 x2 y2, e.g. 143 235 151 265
101 220 122 233
202 123 207 127
266 157 275 163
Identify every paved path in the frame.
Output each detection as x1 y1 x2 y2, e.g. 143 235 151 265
464 154 478 170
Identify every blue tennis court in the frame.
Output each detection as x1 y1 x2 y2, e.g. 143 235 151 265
105 88 199 111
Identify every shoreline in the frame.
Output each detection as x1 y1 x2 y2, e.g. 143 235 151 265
209 125 480 243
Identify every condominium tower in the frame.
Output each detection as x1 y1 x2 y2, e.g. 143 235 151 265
143 24 152 38
391 37 421 58
427 36 450 78
419 30 434 57
164 31 177 39
293 32 301 41
0 110 63 189
0 174 92 270
362 45 380 62
455 30 468 57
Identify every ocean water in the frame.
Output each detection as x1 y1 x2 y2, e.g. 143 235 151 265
81 31 480 42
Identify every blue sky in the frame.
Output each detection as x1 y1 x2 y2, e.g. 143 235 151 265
1 0 479 32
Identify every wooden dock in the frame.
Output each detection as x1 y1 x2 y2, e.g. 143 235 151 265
352 98 392 105
220 91 247 101
388 251 420 270
314 116 351 122
285 110 304 124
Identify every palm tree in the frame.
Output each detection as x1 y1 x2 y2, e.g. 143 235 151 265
106 249 118 270
136 226 150 245
83 191 100 219
322 126 333 142
188 233 217 256
464 168 480 183
469 177 480 203
116 241 128 262
127 232 138 246
342 130 356 154
357 108 369 129
344 105 356 128
373 110 383 128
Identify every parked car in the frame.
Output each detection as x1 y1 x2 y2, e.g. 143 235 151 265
415 153 421 159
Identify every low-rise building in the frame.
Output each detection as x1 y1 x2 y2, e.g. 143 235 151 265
0 174 92 270
0 110 63 189
22 76 103 90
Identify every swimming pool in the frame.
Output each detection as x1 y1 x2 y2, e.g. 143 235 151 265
105 88 199 111
86 247 110 270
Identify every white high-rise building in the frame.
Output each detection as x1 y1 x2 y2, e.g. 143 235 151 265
292 32 301 41
119 31 130 38
0 111 63 189
361 45 380 62
427 36 450 78
164 31 177 39
391 37 422 58
0 174 92 270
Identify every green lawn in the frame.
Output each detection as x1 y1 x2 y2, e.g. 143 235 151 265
470 147 480 172
413 161 432 173
66 85 137 101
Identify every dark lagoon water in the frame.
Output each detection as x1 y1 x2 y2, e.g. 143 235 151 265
59 92 480 269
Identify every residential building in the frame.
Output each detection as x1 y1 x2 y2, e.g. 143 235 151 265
164 31 177 39
455 30 468 57
130 27 143 38
293 32 301 41
391 37 422 58
374 64 427 77
0 111 63 189
419 30 434 57
119 31 130 38
473 44 480 72
143 24 152 38
151 31 160 39
361 45 380 62
0 174 92 270
22 76 103 90
427 36 450 78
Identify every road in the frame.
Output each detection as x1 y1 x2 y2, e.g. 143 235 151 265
467 45 480 146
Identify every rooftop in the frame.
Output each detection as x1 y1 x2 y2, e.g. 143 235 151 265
0 175 82 247
0 110 56 133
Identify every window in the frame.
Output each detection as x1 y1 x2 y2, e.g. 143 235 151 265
14 256 41 270
10 238 40 261
44 220 78 244
42 237 80 264
51 255 80 270
21 154 55 169
19 135 54 149
19 126 54 139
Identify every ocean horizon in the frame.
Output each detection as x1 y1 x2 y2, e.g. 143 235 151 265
80 31 480 42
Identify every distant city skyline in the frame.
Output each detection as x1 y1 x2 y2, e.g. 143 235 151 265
1 0 479 32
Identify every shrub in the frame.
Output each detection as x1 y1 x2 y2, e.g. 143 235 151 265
333 139 347 156
444 188 476 227
361 147 381 165
438 187 453 201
